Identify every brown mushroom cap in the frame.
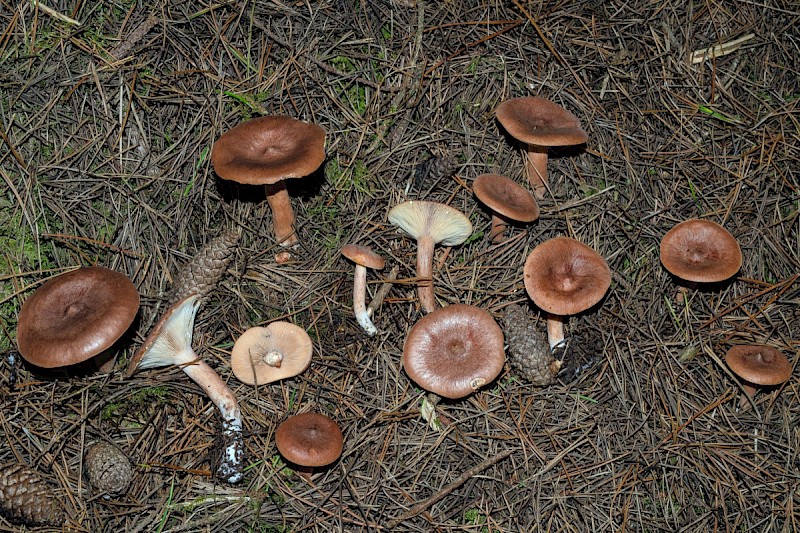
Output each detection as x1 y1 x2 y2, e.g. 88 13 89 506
473 174 540 222
496 97 588 147
211 116 325 185
17 266 140 368
659 219 742 283
230 322 313 386
725 345 792 386
275 412 344 467
341 244 385 270
402 303 505 399
523 237 611 316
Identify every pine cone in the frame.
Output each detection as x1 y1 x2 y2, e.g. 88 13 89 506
502 304 560 386
413 155 458 190
0 463 64 526
84 442 132 498
169 229 241 304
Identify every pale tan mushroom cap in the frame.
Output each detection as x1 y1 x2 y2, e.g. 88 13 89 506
388 200 473 246
725 345 792 386
231 322 312 386
660 219 742 283
496 96 588 147
473 174 540 222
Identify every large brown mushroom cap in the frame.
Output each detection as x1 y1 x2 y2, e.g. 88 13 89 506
496 97 588 147
275 412 344 467
725 345 792 386
473 174 540 222
523 237 611 316
211 116 326 185
17 266 140 368
402 303 505 399
659 219 742 283
230 322 313 386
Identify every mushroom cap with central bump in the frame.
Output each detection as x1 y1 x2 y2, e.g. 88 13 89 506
387 200 473 246
473 174 540 222
725 345 792 386
523 237 611 316
495 96 588 147
211 116 326 185
402 303 505 399
230 322 313 386
275 412 344 467
659 219 742 283
17 266 140 368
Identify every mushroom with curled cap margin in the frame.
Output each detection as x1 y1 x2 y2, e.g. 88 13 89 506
387 200 472 313
211 116 325 262
495 96 588 199
340 244 386 336
659 219 742 284
230 322 312 386
16 266 140 372
124 294 244 484
725 345 793 409
523 237 611 352
275 412 344 473
473 173 539 243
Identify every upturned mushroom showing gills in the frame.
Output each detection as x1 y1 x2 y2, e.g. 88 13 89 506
725 345 792 408
16 266 139 372
340 244 386 336
125 294 244 483
473 173 539 243
659 219 742 284
230 322 313 386
523 237 611 352
388 200 472 313
495 96 588 199
211 116 325 262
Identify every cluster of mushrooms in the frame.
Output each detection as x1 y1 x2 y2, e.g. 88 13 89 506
10 96 795 507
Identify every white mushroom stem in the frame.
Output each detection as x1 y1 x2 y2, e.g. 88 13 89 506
525 144 549 200
352 264 377 336
264 351 283 367
264 181 298 249
416 234 437 313
546 313 566 352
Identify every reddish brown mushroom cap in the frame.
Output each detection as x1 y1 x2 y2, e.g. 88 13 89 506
725 345 792 386
211 116 326 185
17 266 140 368
402 303 505 399
523 237 611 316
660 219 742 283
496 97 588 147
341 244 385 270
473 174 540 222
275 412 344 467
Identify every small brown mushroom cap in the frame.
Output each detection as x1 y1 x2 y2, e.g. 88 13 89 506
387 200 473 246
341 244 385 270
230 322 313 386
523 237 611 316
402 303 505 399
275 412 344 467
473 174 540 222
660 219 742 283
496 97 588 147
725 345 792 386
211 116 326 185
17 266 140 368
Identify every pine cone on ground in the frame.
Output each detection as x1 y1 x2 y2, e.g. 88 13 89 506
413 155 458 190
168 229 241 304
502 304 561 386
84 441 133 498
0 463 64 526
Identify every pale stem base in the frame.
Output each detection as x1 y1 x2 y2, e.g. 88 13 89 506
353 264 377 335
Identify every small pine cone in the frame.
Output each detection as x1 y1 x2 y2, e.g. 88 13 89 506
0 463 64 526
84 442 132 498
502 304 560 386
169 229 241 304
413 155 458 190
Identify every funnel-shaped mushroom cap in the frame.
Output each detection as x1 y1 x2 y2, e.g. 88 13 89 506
17 266 140 368
524 237 611 316
275 412 344 467
388 200 472 246
473 174 540 222
403 303 505 399
230 322 313 386
725 345 792 386
496 97 588 147
660 219 742 283
341 244 385 270
211 116 325 185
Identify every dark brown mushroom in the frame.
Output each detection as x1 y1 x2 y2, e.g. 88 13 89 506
725 345 792 407
473 173 539 243
275 412 344 469
660 219 742 283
